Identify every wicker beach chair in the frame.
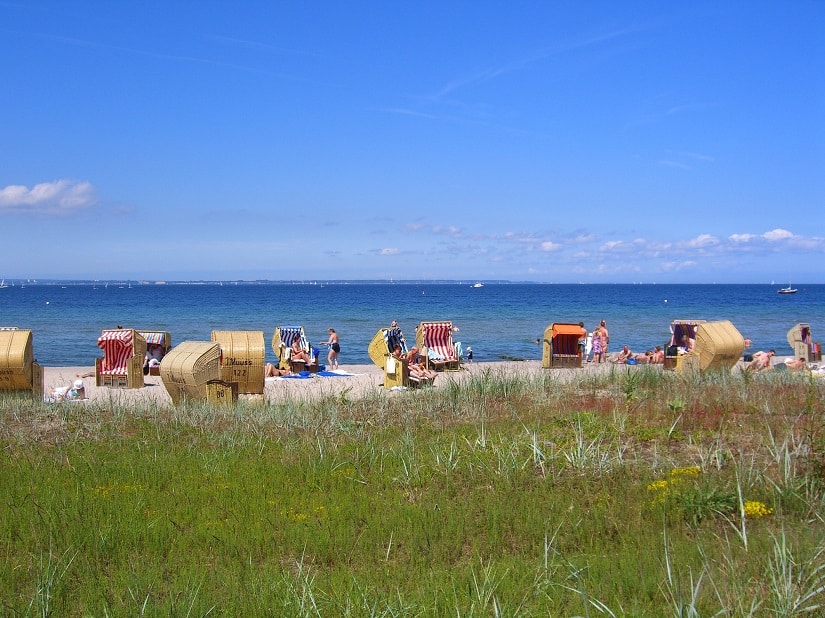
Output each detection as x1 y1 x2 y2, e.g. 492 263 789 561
138 330 172 376
160 341 222 405
271 326 316 373
541 323 584 368
0 328 43 397
787 323 821 362
369 326 422 388
678 320 745 375
95 328 147 388
415 321 461 371
663 320 705 371
211 330 265 395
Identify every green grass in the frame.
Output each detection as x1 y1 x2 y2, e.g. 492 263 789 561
1 367 825 616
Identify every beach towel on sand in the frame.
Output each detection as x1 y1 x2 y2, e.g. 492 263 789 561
271 370 359 380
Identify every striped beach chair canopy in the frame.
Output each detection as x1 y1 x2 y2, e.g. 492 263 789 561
98 329 140 374
138 330 170 348
416 321 460 369
277 326 309 351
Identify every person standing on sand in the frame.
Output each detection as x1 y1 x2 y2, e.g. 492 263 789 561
319 328 340 370
594 320 609 363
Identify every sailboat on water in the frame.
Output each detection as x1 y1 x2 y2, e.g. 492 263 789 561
777 279 797 294
0 279 7 289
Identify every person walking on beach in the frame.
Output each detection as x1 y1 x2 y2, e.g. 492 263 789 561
319 328 340 370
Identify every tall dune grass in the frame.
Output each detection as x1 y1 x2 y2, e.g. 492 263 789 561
1 367 824 615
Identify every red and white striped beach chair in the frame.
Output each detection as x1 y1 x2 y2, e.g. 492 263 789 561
415 321 461 371
95 328 147 388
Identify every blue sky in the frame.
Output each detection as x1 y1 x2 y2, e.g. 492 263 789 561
1 1 822 283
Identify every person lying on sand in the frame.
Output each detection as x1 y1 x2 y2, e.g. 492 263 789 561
265 363 290 377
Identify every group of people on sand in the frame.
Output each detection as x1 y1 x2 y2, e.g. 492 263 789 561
583 320 610 363
745 350 813 373
612 345 666 365
265 328 340 377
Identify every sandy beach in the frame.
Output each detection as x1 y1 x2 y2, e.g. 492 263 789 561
42 360 645 406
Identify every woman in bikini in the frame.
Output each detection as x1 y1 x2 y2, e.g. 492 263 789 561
319 328 340 370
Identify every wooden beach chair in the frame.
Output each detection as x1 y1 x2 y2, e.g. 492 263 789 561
160 341 223 405
415 321 461 371
678 320 745 375
541 323 584 368
663 319 705 371
369 326 425 388
271 326 316 373
0 328 43 397
95 328 146 388
787 323 821 362
211 330 265 395
138 330 172 376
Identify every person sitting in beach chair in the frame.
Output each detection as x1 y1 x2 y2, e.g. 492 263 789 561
405 346 438 382
272 326 319 372
290 337 315 366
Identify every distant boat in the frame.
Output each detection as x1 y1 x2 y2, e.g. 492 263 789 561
471 282 484 288
0 279 7 289
778 281 797 294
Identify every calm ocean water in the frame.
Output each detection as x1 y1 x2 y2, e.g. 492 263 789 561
1 283 823 366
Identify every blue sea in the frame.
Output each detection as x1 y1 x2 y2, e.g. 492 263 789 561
1 283 823 366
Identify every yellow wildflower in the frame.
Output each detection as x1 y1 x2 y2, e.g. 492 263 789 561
743 500 773 518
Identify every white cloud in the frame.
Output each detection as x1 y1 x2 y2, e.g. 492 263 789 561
600 240 626 251
572 234 596 243
729 233 755 243
685 234 719 248
762 228 793 241
380 248 400 256
0 179 97 216
540 241 562 252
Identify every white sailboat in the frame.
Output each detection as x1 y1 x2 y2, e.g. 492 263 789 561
0 279 7 289
777 279 797 294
